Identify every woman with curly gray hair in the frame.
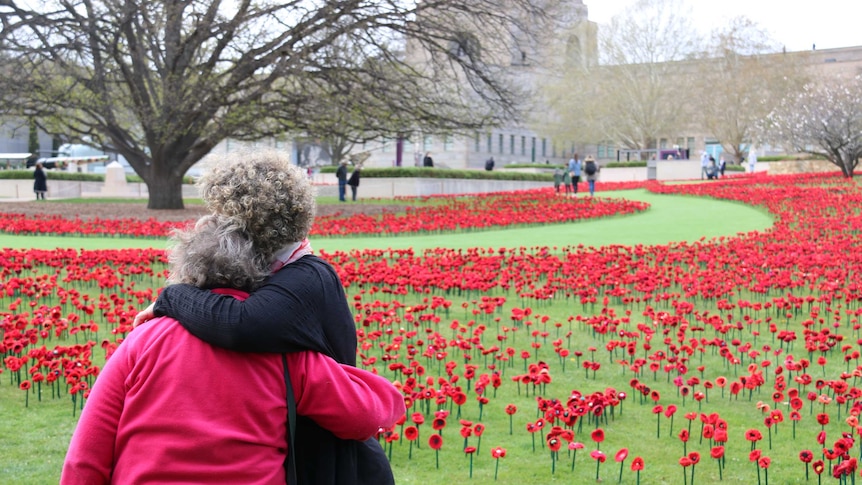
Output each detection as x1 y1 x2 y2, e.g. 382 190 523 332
64 214 404 484
133 150 396 485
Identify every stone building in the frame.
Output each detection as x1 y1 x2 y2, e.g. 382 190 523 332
355 0 599 170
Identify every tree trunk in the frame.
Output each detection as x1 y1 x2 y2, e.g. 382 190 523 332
841 157 856 178
146 172 186 209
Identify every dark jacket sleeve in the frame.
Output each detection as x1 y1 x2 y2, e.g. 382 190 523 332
153 256 357 364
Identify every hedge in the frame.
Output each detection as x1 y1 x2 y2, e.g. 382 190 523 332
0 170 195 184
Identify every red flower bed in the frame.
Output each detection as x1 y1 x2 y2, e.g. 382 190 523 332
6 173 862 482
0 181 651 238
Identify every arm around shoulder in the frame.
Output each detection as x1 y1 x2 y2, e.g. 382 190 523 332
290 351 406 441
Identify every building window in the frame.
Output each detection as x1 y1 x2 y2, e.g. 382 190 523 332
531 137 536 159
381 139 389 152
552 142 557 158
449 32 481 61
521 136 526 155
443 134 452 151
423 135 432 152
660 138 668 149
487 133 492 153
498 134 504 154
687 137 695 153
510 135 515 155
541 138 546 158
475 132 481 152
597 145 605 158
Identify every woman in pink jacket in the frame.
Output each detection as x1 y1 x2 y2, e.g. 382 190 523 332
61 214 405 484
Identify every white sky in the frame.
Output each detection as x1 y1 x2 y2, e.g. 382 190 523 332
586 0 862 52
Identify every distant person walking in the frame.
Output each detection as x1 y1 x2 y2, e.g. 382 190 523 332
584 156 598 196
33 162 47 200
562 168 571 196
748 147 757 173
336 160 348 202
553 167 563 194
719 156 727 177
423 152 434 167
567 154 581 195
347 164 362 201
700 151 710 180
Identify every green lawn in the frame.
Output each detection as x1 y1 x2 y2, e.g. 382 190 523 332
0 189 773 252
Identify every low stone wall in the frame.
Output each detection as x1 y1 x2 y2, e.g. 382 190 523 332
0 179 199 201
596 166 644 182
313 177 550 199
599 161 703 181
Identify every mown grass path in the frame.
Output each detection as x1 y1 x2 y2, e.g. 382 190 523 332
0 189 773 251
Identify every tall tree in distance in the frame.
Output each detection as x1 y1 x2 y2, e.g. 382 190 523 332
761 76 862 178
0 0 556 209
539 0 703 154
695 17 807 163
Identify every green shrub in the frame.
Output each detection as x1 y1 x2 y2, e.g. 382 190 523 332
0 170 195 184
605 161 647 168
503 163 564 169
0 170 104 182
757 154 826 162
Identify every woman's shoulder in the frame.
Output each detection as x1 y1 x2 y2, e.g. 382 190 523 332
276 254 339 280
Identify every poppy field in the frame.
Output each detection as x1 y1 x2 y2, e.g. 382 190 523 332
2 172 862 484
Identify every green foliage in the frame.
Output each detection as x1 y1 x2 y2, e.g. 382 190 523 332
0 170 193 184
757 154 826 162
0 170 103 182
605 161 647 168
503 163 564 169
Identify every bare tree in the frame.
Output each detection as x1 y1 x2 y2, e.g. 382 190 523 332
0 0 556 209
695 17 807 163
539 0 702 153
761 76 862 177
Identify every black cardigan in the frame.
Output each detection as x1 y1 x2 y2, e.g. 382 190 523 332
154 255 395 485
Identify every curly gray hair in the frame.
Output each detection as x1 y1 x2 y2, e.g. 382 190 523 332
197 150 316 261
166 215 270 291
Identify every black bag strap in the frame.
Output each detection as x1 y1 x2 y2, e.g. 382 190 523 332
283 354 298 485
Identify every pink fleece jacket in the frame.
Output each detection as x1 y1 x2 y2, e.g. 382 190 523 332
61 293 404 484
